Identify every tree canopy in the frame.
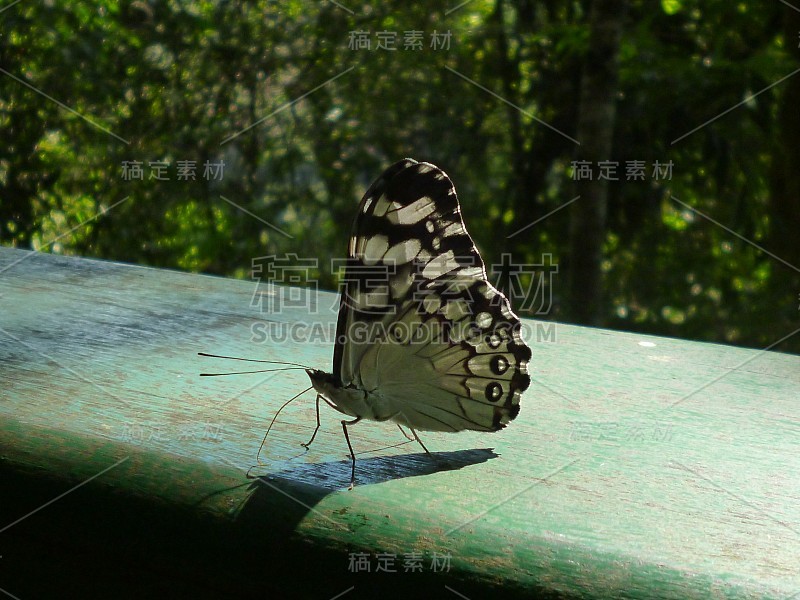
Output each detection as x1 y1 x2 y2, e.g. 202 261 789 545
2 0 798 353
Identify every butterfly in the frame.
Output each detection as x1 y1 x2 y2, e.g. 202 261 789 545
303 158 531 487
202 159 532 488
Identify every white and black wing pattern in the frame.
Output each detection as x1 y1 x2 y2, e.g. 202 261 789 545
330 158 531 432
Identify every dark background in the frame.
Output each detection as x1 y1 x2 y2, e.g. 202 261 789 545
2 0 799 353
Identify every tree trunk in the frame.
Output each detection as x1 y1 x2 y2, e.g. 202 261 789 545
567 0 625 325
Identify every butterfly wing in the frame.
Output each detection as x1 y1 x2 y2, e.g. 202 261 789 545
333 159 531 432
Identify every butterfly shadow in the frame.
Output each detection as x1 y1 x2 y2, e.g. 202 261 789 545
235 448 498 532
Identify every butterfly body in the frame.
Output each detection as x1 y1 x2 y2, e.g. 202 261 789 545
306 368 397 423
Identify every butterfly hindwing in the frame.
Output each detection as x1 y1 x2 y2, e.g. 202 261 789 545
370 281 531 432
333 159 531 432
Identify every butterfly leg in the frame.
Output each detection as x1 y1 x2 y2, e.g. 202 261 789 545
302 394 323 449
396 424 415 441
410 428 431 455
341 416 362 490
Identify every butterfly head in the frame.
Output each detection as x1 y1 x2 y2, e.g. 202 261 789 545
306 368 342 394
306 368 373 420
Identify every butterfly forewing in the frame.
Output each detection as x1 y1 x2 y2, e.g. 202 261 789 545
333 159 531 432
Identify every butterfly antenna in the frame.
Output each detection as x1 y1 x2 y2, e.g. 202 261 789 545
256 385 314 464
200 367 306 376
198 352 310 369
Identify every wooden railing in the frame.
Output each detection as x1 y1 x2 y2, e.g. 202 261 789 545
1 246 798 599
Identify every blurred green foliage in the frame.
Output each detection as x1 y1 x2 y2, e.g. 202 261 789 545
1 0 798 353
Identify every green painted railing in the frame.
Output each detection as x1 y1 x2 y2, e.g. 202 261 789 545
1 246 799 599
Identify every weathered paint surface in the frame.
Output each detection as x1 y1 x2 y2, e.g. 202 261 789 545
1 247 799 598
